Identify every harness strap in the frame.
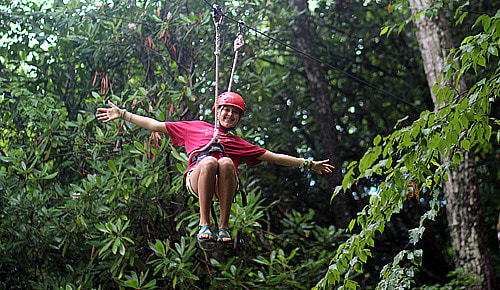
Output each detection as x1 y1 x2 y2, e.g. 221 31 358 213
189 143 225 164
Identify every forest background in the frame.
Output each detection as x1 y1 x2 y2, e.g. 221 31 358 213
1 0 500 289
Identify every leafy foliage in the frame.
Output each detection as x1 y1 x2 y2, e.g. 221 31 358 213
0 0 345 288
317 2 500 289
1 0 499 289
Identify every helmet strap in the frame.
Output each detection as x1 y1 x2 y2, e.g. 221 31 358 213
219 124 234 131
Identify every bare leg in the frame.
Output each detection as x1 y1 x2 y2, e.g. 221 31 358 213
216 157 237 242
189 157 218 238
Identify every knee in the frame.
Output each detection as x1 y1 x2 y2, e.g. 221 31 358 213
218 157 235 173
198 157 219 174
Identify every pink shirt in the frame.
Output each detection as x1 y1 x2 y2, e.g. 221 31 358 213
164 120 267 172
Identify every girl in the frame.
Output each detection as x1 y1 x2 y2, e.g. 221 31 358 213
97 92 334 243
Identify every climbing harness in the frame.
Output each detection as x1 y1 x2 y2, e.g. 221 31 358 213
189 142 225 164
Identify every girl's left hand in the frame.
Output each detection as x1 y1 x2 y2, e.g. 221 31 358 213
311 159 335 175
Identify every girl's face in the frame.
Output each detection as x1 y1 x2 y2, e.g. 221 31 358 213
218 105 241 128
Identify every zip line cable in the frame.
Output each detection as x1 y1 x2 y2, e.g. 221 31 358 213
202 0 415 107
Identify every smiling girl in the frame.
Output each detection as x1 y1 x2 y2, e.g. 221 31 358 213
96 92 334 244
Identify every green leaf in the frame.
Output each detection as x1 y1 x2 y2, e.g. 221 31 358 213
359 147 381 174
477 56 486 67
179 13 190 23
485 125 492 141
461 139 470 151
345 279 358 290
453 151 463 164
176 75 187 83
488 45 498 56
143 280 157 288
481 15 491 32
119 241 126 256
134 141 146 154
155 240 165 256
42 172 58 179
122 236 134 244
108 160 117 174
342 168 355 193
456 12 468 25
431 83 440 95
96 223 109 233
124 279 139 288
332 185 343 202
380 26 389 35
96 126 104 137
112 238 120 254
348 219 356 232
100 240 113 255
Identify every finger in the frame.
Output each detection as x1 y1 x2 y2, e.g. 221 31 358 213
97 113 110 119
108 100 119 109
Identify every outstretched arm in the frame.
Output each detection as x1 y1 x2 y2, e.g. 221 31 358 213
96 100 167 133
257 151 334 175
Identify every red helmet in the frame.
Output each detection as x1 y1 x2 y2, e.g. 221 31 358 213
212 91 245 116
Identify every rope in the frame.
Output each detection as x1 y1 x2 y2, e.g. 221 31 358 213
227 31 244 92
187 4 224 163
212 5 223 141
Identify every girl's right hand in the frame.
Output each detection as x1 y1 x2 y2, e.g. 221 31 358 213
96 100 121 123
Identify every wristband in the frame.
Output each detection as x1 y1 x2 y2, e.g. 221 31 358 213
305 158 313 170
301 158 311 170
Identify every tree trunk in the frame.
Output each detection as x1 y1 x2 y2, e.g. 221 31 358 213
290 0 354 227
409 0 496 288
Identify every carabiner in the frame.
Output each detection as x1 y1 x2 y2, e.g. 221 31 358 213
212 4 224 25
237 21 245 35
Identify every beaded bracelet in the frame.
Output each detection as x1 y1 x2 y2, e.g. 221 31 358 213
306 158 313 170
302 158 313 170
